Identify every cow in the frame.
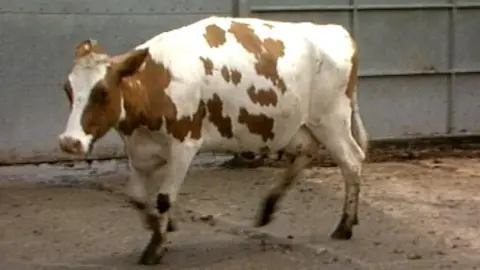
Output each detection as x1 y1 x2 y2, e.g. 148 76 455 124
57 16 368 265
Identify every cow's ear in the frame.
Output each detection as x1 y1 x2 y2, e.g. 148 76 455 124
114 48 149 78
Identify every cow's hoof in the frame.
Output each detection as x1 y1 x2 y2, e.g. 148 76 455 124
255 194 278 227
330 228 352 240
138 253 162 265
138 229 167 265
330 213 354 240
138 245 167 265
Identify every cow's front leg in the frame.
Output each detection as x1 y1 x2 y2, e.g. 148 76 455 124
126 164 170 265
125 163 164 229
127 168 177 233
137 209 169 265
123 160 170 265
138 140 200 265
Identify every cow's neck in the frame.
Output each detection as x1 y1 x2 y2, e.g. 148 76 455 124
115 57 176 136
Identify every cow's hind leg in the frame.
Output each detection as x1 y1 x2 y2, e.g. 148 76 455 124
256 154 313 227
256 127 319 227
307 106 366 240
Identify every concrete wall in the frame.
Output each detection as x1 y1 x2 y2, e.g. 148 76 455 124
1 0 479 164
0 0 233 164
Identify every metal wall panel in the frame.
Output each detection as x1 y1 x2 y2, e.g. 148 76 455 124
249 0 349 7
0 0 232 164
355 0 449 4
454 9 480 70
356 10 449 75
252 11 351 30
0 0 232 14
452 74 480 134
457 0 480 5
358 76 449 138
450 7 480 135
247 0 480 140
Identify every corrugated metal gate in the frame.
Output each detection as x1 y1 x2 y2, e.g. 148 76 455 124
0 0 479 164
245 0 480 139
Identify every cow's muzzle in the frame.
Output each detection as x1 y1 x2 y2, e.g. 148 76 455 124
58 135 88 155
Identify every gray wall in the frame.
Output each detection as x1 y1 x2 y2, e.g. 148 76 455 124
0 0 233 164
1 0 479 164
246 0 480 140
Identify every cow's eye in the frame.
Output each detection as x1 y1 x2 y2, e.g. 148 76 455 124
90 84 108 104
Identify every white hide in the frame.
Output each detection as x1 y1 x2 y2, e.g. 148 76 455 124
59 53 110 153
132 16 356 155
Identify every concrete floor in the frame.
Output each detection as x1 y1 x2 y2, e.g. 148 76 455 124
0 156 479 269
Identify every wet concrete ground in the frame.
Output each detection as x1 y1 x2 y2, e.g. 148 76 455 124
0 156 479 269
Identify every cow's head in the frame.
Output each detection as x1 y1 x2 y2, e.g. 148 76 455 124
58 39 149 155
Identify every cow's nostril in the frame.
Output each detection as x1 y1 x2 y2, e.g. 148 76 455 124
59 136 83 154
72 139 82 151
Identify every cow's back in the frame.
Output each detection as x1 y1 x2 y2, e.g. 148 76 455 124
134 17 352 154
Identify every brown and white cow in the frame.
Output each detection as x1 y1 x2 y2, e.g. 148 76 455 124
58 16 368 265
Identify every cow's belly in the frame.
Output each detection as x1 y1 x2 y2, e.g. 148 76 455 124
200 89 305 154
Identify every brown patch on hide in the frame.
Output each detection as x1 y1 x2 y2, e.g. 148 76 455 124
246 86 278 107
228 22 287 93
206 94 233 138
238 107 274 142
204 24 227 48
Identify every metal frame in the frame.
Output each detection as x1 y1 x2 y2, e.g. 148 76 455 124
447 0 457 133
238 1 479 78
236 0 479 135
248 2 480 12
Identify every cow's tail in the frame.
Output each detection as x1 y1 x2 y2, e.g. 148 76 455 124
351 92 369 156
347 42 369 156
349 58 369 156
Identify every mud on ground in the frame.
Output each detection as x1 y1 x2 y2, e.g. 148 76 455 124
0 151 479 269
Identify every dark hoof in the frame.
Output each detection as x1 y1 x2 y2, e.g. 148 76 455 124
138 252 163 265
138 243 166 265
138 232 166 265
256 213 273 227
330 227 353 240
255 194 279 227
330 213 353 240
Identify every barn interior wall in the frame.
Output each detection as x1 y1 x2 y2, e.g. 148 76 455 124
0 0 478 164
